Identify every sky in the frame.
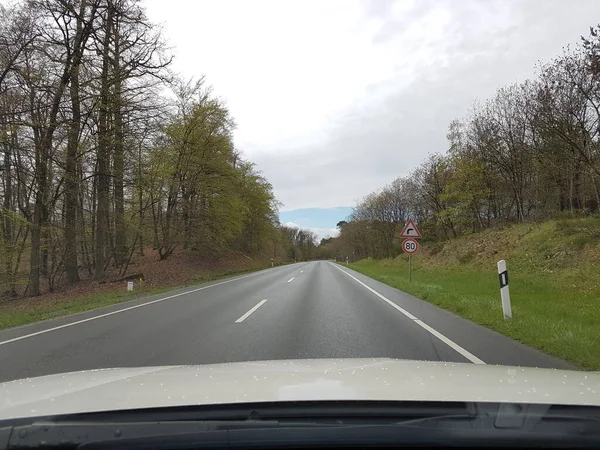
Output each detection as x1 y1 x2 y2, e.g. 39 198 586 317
279 207 353 241
144 0 600 239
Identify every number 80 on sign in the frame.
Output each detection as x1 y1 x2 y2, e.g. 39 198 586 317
402 238 419 254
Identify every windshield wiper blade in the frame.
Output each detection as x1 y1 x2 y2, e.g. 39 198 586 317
5 419 600 450
4 401 600 449
37 400 474 424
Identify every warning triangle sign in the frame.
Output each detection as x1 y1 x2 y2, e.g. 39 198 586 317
400 219 421 238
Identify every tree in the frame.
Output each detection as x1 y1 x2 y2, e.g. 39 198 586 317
327 23 600 261
64 0 100 283
0 0 285 298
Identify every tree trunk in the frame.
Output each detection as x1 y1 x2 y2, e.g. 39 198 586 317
29 139 47 296
2 134 16 297
65 59 81 283
95 1 113 281
592 173 600 213
151 192 160 250
137 144 144 256
113 24 126 267
64 0 97 283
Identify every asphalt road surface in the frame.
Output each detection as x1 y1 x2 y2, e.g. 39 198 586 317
0 261 574 382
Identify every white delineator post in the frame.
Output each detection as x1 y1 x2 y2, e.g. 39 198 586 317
497 260 512 320
127 281 134 292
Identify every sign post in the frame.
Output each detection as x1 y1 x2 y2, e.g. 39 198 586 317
401 238 419 281
400 220 421 282
497 260 512 320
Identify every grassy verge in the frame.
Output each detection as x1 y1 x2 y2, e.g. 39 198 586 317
0 264 278 330
0 287 169 330
347 232 600 370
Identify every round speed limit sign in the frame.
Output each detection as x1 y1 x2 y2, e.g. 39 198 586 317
402 238 419 254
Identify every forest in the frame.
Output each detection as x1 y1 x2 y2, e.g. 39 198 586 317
321 24 600 261
0 0 317 298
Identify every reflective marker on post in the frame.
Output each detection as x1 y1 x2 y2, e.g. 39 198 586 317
497 260 512 320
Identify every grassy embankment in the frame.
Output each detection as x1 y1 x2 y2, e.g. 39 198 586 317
348 217 600 370
0 249 281 330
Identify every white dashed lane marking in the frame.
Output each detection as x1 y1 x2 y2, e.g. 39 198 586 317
235 299 268 323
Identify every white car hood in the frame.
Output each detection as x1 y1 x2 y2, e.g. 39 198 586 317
1 359 599 420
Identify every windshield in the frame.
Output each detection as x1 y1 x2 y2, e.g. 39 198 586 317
1 0 600 431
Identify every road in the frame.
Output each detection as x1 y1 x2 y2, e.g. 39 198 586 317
0 261 573 382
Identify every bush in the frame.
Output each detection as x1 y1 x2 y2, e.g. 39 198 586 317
427 242 445 256
456 250 476 264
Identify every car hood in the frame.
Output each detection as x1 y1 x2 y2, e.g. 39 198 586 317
1 359 599 420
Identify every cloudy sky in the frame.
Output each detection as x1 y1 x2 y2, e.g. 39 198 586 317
144 0 600 238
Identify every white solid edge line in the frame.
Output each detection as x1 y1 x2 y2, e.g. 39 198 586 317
413 320 484 365
0 268 280 347
329 263 485 365
235 299 268 323
287 277 295 283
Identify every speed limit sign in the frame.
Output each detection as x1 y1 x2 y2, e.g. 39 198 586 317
402 238 419 254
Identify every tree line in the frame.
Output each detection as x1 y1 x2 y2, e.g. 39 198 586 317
321 25 600 261
0 0 316 297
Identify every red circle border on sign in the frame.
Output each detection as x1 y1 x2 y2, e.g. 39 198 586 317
402 238 419 254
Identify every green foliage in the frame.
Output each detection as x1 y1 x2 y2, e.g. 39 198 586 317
278 225 318 261
144 85 279 260
440 157 490 230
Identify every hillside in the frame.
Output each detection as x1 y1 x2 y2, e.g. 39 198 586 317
423 217 600 274
348 217 600 369
0 249 278 330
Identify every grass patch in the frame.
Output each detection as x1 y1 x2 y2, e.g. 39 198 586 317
0 264 277 330
347 257 600 370
0 287 168 330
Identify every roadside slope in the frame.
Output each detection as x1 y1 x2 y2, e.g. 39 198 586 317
348 217 600 369
0 249 281 330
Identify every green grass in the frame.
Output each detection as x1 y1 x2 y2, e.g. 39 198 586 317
0 287 169 330
0 264 277 330
347 218 600 370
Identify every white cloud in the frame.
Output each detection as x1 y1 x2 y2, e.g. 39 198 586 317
284 222 339 242
143 0 600 210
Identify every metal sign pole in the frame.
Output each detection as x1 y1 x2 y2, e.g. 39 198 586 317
401 220 420 282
